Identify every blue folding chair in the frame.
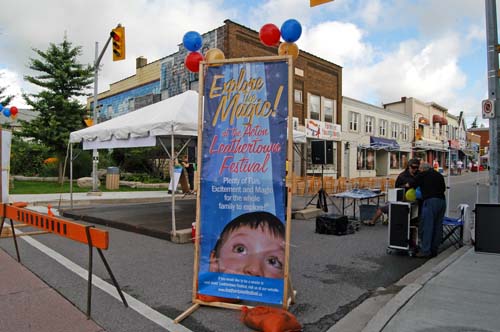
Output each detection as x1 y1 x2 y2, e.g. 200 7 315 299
441 204 468 249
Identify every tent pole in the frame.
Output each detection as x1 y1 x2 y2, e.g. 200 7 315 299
171 126 177 236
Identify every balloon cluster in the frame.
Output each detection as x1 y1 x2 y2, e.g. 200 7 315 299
183 31 225 73
0 104 19 119
259 19 302 60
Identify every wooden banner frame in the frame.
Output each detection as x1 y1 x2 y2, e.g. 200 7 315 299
175 55 295 323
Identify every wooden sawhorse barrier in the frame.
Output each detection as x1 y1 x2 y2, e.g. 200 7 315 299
0 202 128 318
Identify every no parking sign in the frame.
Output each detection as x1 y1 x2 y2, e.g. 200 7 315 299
482 99 495 119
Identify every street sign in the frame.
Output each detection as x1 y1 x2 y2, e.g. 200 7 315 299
482 99 495 119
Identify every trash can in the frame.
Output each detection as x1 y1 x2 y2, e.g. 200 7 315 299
106 167 120 190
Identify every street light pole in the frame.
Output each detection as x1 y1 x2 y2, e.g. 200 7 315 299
89 33 114 195
91 42 100 194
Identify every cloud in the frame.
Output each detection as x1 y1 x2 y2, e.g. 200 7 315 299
300 21 373 67
0 0 487 129
346 36 467 105
0 69 28 107
358 0 383 27
0 0 230 97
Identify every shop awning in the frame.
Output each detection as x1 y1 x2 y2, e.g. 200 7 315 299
370 136 400 150
432 114 448 125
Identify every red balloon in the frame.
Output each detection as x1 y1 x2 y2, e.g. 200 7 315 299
184 52 204 73
259 23 281 47
10 106 18 116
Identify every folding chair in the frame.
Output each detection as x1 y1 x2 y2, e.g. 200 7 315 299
441 204 468 249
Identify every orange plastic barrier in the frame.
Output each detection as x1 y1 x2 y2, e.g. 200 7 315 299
1 203 109 250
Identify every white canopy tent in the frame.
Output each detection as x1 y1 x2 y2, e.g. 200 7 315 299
70 90 199 236
69 90 305 236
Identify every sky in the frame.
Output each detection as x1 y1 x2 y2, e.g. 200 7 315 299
0 0 491 127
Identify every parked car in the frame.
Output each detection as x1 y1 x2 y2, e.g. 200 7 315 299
471 163 485 172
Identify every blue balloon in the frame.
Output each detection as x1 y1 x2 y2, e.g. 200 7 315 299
183 31 203 52
3 107 11 117
281 19 302 43
416 187 423 200
0 104 3 111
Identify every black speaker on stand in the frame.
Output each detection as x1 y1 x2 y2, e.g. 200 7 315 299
305 141 335 212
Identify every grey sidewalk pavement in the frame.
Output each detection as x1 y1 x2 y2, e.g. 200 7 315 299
0 249 105 332
330 246 500 332
3 192 500 332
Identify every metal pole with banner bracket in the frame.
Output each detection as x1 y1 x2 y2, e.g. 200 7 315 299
485 0 499 203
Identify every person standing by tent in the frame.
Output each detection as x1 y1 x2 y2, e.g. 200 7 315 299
413 162 446 258
181 155 195 193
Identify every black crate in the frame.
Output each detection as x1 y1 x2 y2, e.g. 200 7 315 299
316 214 349 235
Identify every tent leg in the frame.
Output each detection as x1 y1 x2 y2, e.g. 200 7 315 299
171 129 177 236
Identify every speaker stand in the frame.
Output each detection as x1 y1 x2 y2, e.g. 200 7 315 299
304 165 335 212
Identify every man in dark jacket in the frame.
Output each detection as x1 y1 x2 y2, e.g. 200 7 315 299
414 162 446 258
365 158 420 225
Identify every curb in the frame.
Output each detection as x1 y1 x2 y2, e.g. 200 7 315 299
360 245 471 332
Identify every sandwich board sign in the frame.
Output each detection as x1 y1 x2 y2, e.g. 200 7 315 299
175 55 294 323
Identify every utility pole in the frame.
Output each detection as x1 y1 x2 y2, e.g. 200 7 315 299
485 0 500 203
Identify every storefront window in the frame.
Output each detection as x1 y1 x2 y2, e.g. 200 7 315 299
390 151 409 169
357 148 375 170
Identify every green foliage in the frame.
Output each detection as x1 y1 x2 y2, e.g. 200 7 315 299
470 116 478 129
18 37 94 182
121 173 164 183
10 135 51 176
111 146 168 178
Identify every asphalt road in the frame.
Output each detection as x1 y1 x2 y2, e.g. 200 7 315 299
0 171 489 332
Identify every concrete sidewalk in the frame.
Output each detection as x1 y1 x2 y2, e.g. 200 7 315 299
0 249 105 332
331 245 500 332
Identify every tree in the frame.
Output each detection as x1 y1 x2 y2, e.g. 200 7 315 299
0 73 14 106
470 116 478 129
20 37 93 183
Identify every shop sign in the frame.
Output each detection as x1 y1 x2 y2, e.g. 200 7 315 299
306 118 341 140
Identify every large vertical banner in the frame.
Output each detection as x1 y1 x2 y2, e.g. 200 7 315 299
197 60 289 305
1 129 12 203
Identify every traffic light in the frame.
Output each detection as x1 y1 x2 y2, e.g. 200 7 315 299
110 26 125 61
84 118 94 127
310 0 334 7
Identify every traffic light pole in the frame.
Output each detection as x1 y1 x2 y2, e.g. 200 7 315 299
90 35 113 194
485 0 499 203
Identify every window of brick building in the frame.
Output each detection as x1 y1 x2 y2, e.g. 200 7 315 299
294 89 303 103
308 94 320 120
